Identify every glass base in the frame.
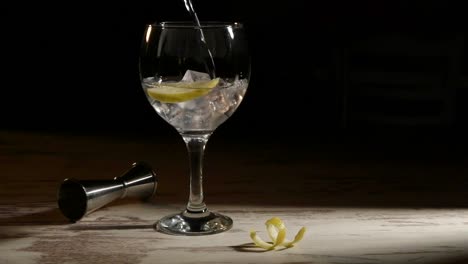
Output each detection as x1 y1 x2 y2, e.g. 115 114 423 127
155 211 233 236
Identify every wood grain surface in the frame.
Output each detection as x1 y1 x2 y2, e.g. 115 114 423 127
1 130 468 264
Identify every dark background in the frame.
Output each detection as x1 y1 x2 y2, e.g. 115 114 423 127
1 1 467 146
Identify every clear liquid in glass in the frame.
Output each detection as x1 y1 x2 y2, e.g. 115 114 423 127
142 75 248 133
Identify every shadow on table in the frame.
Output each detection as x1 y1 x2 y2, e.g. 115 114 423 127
197 137 468 209
0 198 153 227
230 243 267 253
67 224 154 231
0 207 67 239
0 207 68 226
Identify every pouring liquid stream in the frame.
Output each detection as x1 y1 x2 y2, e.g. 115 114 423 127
183 0 216 79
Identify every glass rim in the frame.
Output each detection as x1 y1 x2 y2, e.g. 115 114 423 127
149 21 244 29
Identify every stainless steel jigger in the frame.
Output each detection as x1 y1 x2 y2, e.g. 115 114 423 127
57 162 158 222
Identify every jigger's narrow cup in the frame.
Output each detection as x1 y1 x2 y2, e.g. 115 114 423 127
57 162 158 222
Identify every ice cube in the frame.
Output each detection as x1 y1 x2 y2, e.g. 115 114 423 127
182 70 210 82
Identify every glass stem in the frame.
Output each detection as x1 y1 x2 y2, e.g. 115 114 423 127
182 133 211 217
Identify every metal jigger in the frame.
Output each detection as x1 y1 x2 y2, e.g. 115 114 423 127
57 162 158 222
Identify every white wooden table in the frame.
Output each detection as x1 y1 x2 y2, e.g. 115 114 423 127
1 130 468 263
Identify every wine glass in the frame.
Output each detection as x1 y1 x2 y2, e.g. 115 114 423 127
139 21 250 235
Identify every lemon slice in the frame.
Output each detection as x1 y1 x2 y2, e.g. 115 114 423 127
147 78 220 103
250 217 306 250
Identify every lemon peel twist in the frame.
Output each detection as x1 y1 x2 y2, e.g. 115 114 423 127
250 217 307 250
